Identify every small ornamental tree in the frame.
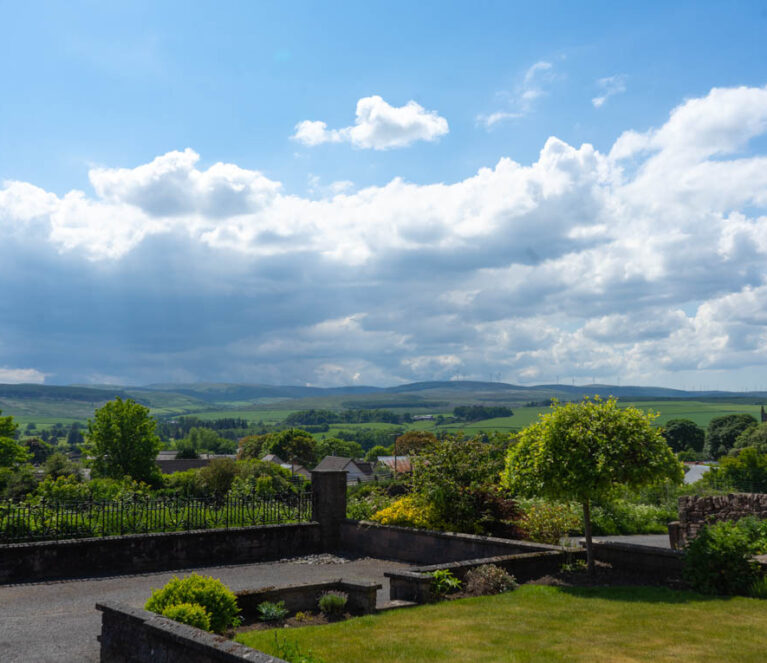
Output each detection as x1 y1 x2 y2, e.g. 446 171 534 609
83 397 162 484
502 397 683 574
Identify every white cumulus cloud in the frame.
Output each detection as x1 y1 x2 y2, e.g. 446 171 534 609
292 95 449 150
1 85 767 388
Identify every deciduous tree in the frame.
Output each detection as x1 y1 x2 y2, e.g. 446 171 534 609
502 397 682 574
83 398 161 484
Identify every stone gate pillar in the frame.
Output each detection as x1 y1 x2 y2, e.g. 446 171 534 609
311 470 347 551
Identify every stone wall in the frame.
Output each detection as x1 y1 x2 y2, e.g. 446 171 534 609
591 541 683 580
670 493 767 549
340 520 558 564
97 601 282 663
0 523 321 584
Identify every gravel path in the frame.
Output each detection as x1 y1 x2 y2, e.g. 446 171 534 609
0 555 413 663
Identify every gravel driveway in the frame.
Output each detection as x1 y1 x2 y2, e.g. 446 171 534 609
0 555 413 663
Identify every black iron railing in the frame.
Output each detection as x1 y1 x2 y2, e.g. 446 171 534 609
0 491 313 543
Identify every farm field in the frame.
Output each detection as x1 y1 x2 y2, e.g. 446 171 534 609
236 585 767 663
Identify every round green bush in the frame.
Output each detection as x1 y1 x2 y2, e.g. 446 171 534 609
161 602 212 631
317 591 348 616
145 573 240 633
683 517 767 595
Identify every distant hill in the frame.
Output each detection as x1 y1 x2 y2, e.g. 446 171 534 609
2 380 766 423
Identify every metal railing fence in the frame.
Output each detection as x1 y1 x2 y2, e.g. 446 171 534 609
0 490 312 543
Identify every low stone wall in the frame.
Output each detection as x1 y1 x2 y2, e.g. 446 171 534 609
386 549 574 603
591 541 683 580
0 523 321 584
237 578 381 616
341 520 557 564
96 601 283 663
670 493 767 549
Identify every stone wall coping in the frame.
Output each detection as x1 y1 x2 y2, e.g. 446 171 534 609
96 601 285 662
239 578 381 593
412 550 569 574
589 540 684 558
0 522 319 550
348 519 562 552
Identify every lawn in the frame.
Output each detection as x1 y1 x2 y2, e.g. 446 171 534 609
236 585 767 663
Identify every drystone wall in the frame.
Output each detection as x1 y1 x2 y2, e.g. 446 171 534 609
670 493 767 549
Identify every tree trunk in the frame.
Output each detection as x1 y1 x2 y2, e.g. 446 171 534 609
582 498 594 576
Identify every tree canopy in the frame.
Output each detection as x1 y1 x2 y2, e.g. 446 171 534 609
502 397 682 573
705 414 758 458
662 418 705 453
83 397 162 484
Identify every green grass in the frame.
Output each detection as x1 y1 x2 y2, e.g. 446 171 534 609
235 585 767 663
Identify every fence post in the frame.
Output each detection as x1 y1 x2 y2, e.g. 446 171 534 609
311 470 347 552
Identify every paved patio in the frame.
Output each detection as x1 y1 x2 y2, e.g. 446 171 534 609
0 555 414 663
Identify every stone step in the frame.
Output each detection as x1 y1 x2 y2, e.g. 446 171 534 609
377 599 419 611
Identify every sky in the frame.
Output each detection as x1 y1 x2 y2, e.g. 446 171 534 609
2 1 767 389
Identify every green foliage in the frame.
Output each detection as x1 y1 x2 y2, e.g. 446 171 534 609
430 569 461 596
364 444 393 461
270 633 326 663
708 448 767 493
683 517 767 595
161 602 212 631
317 591 348 616
749 575 767 599
257 600 289 622
43 452 82 480
394 430 437 455
515 499 581 544
453 405 513 421
0 437 31 468
239 428 317 467
23 437 53 464
198 457 239 497
0 463 38 499
315 437 363 459
268 428 317 467
663 419 705 453
735 423 767 454
84 398 162 484
411 433 511 532
590 499 678 535
346 484 393 520
145 573 241 633
705 413 758 459
464 564 517 595
503 397 683 572
179 427 236 455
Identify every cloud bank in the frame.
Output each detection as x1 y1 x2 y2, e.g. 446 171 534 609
2 85 767 388
292 95 449 149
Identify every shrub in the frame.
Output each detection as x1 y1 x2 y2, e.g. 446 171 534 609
464 564 517 595
293 610 312 623
370 495 440 529
161 602 212 631
683 517 767 595
145 574 240 633
257 600 289 622
750 575 767 599
516 499 580 544
317 591 348 617
430 569 461 596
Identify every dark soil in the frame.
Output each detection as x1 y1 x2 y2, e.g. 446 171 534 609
234 611 352 634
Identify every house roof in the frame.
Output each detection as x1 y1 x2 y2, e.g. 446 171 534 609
314 455 359 472
261 453 286 465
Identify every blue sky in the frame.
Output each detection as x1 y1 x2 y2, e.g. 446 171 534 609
2 1 767 388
